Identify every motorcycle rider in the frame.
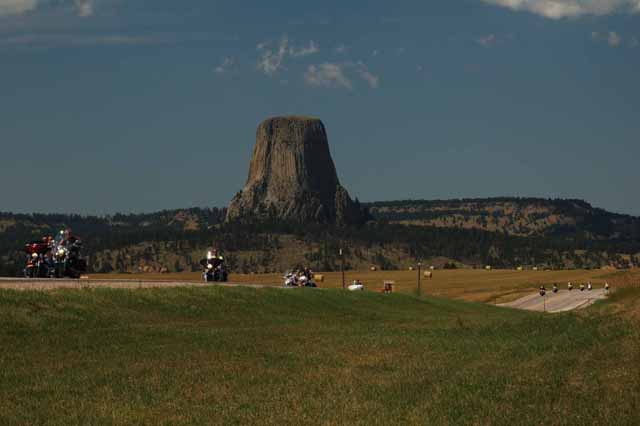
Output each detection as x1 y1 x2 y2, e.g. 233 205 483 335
552 284 558 293
605 282 610 292
302 266 312 279
568 282 573 291
202 247 227 282
587 282 593 291
580 283 585 292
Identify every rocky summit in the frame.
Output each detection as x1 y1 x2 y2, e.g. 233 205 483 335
226 116 367 225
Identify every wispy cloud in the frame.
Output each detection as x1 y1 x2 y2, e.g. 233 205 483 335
289 40 319 57
477 34 498 47
74 0 94 17
608 31 622 46
256 35 289 75
0 0 96 17
354 61 379 88
0 0 38 16
256 35 320 76
0 31 233 47
305 61 380 90
592 30 627 47
305 63 353 90
214 57 235 74
482 0 640 19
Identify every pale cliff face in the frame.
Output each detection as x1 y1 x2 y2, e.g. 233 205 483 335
226 116 366 225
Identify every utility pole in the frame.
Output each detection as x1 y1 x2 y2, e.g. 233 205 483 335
340 248 345 290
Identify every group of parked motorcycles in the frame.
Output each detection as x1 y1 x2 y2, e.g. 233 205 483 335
23 230 87 279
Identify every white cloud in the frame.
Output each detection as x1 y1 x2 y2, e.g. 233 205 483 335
305 61 380 90
289 40 319 57
257 35 289 75
74 0 94 17
305 63 353 89
256 35 319 76
0 32 229 47
482 0 640 19
355 61 380 88
372 49 379 57
335 44 347 54
592 30 631 47
0 0 38 16
608 31 622 46
214 57 235 74
477 34 498 47
0 0 95 17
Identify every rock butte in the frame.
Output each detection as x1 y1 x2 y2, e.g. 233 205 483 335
226 116 367 225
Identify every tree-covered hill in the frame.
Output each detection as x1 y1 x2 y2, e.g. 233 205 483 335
1 198 639 276
366 197 640 240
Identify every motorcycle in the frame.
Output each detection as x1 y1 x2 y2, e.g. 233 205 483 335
23 241 52 278
283 272 298 287
201 258 228 283
54 238 86 279
283 272 317 288
298 275 317 288
24 234 87 279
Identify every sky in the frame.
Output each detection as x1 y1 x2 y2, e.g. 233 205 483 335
1 0 639 216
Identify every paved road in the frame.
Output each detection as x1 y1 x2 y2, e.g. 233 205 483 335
499 289 608 313
0 278 277 291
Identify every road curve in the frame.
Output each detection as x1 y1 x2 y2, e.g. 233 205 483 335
499 289 608 313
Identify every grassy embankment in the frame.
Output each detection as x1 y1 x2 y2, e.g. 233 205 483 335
90 268 639 303
1 285 639 425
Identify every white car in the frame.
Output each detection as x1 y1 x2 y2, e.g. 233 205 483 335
348 281 365 291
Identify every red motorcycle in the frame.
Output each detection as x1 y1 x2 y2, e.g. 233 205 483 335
23 240 53 278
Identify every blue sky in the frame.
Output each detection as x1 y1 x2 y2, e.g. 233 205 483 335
1 0 639 215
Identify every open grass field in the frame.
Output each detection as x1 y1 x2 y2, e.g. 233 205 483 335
89 268 640 304
1 286 639 425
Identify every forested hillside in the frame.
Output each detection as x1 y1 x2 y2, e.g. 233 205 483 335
1 198 639 276
367 198 640 240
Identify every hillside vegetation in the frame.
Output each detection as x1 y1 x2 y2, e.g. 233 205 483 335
1 198 639 276
367 197 640 239
1 287 639 425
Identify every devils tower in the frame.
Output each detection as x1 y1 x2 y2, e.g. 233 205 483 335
226 116 367 225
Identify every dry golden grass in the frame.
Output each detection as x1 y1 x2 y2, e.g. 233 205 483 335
88 268 640 304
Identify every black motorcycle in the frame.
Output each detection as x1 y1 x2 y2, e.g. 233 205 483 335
52 239 86 279
201 258 228 283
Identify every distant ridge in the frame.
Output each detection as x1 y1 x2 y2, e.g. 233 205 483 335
365 197 639 239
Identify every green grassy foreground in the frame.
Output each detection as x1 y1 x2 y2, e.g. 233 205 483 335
1 287 639 426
